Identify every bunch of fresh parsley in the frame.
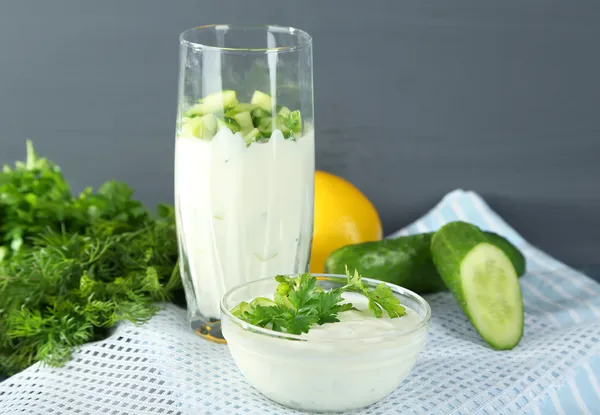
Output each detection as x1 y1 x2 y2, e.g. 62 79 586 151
0 141 183 376
231 268 406 335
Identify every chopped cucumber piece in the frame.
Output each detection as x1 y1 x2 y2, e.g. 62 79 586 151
278 106 291 117
431 222 524 350
178 89 305 141
181 116 215 139
217 116 241 133
201 114 218 136
233 111 254 133
284 110 302 133
184 103 207 118
251 107 271 128
200 90 238 113
243 128 261 146
251 107 271 119
181 117 203 138
257 117 273 137
275 114 291 134
225 103 258 117
251 90 273 112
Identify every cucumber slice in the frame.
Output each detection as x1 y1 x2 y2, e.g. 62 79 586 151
200 90 238 113
233 111 254 133
251 90 273 112
243 128 260 146
431 222 524 350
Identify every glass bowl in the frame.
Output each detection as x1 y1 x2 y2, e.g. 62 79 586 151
221 274 431 413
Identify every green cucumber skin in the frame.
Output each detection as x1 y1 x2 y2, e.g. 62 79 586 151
324 233 446 294
484 231 526 275
324 228 526 295
430 221 524 350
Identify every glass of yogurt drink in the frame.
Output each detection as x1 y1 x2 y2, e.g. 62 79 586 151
174 25 314 341
221 274 431 413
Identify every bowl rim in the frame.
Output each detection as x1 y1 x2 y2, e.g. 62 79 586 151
220 273 432 343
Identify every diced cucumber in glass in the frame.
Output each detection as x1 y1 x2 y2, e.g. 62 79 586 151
217 116 241 133
284 110 302 133
257 117 273 136
251 90 273 112
182 116 214 139
225 103 258 117
181 117 203 138
200 90 238 113
251 107 270 127
243 128 260 146
184 103 207 118
179 89 305 142
275 114 291 134
278 106 291 117
233 111 254 133
201 114 218 136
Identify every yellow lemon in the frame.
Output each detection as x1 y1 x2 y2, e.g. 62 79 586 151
310 171 383 273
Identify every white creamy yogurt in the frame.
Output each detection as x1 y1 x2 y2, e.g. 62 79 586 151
301 292 424 340
223 292 429 412
175 128 314 319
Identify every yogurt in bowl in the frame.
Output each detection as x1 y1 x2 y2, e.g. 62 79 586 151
221 273 431 413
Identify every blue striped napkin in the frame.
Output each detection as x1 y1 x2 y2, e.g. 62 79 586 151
386 189 600 415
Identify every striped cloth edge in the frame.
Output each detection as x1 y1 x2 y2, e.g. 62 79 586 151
387 189 600 415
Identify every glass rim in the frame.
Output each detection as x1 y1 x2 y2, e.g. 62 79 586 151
179 24 313 54
220 273 432 343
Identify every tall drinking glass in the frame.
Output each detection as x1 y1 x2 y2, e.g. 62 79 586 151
174 25 314 341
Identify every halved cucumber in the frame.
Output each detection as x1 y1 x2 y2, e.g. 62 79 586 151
431 222 524 350
251 90 273 112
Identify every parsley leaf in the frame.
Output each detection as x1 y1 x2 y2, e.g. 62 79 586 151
232 267 406 335
342 267 406 319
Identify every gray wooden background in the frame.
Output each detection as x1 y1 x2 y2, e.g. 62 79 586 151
0 0 598 271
